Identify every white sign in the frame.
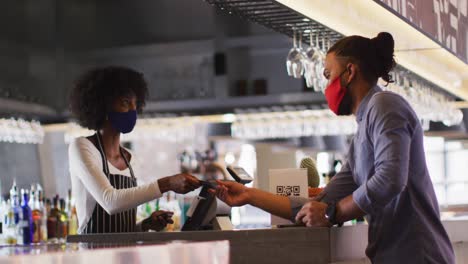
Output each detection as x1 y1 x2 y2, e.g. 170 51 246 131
269 168 308 225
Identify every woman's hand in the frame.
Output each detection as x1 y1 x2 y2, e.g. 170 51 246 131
210 180 250 207
142 210 174 231
158 173 201 194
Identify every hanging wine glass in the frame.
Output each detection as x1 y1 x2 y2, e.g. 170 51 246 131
303 28 318 88
286 29 305 78
312 35 326 92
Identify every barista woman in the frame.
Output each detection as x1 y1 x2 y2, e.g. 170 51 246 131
69 66 201 234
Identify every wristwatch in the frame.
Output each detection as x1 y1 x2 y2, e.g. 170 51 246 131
325 202 342 227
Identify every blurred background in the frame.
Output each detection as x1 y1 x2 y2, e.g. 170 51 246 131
0 0 467 230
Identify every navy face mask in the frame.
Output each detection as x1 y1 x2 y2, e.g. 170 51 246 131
107 110 137 134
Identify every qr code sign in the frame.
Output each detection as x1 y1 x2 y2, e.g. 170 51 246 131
276 186 300 196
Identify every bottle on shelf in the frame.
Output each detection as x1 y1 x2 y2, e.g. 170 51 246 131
19 189 33 245
58 198 68 241
31 187 43 244
68 205 78 236
47 195 59 242
4 202 17 245
9 180 21 225
38 190 48 242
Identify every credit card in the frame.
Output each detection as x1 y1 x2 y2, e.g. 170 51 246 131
199 180 218 189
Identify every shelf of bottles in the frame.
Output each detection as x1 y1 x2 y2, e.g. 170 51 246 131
0 180 190 246
0 181 77 246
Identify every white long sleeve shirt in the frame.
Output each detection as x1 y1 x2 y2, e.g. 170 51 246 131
69 137 162 234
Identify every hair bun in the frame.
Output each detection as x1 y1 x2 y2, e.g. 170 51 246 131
371 32 396 83
372 32 394 50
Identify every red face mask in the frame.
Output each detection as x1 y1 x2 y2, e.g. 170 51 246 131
324 70 348 115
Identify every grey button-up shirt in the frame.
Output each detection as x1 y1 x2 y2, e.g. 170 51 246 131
291 86 454 263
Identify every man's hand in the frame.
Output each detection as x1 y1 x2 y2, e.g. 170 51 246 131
158 173 201 194
142 210 174 231
209 180 250 207
295 201 332 227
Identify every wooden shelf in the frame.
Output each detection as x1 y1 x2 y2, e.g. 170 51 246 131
144 92 326 114
0 97 57 117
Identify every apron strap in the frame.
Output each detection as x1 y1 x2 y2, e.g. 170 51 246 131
120 147 136 180
95 132 136 180
95 133 110 176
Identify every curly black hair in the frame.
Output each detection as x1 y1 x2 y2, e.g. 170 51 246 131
69 66 148 130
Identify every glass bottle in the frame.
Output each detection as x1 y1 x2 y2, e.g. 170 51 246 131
58 198 68 241
47 196 59 242
31 189 43 244
19 189 33 245
68 205 78 236
38 191 47 242
4 204 17 245
9 180 21 225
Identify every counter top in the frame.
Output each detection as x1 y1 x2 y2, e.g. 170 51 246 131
68 227 331 264
0 240 229 264
330 220 468 263
68 220 468 264
2 220 467 264
0 240 168 256
1 227 331 264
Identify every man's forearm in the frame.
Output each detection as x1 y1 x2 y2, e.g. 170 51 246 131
247 188 293 220
336 194 366 223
